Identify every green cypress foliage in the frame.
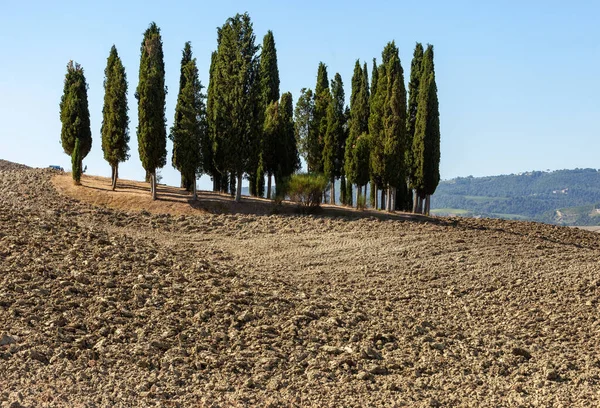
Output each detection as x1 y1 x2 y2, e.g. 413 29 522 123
169 56 206 200
323 73 345 204
101 46 130 191
71 138 82 185
412 44 441 212
258 30 281 198
136 22 167 200
310 62 329 174
60 61 92 162
213 13 261 202
294 88 315 171
171 42 194 191
369 58 386 206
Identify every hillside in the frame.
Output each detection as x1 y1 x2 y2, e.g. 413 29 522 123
2 160 600 406
431 168 600 225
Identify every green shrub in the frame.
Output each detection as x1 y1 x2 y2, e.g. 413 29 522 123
287 173 328 213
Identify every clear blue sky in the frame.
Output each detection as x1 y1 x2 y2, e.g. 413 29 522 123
1 0 599 190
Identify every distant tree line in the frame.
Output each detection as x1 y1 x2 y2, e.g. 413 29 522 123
58 13 441 214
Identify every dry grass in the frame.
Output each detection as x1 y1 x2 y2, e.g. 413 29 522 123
52 172 427 221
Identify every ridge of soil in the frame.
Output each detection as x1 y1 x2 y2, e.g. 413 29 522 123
2 160 600 407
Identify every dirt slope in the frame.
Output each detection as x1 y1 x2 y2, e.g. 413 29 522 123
2 162 600 407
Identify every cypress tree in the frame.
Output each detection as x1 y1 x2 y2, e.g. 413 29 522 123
101 46 130 191
206 50 226 193
169 57 205 200
323 73 345 204
369 58 379 208
310 63 329 175
407 43 424 212
276 92 300 196
213 13 261 202
136 22 167 200
294 88 315 171
346 60 371 208
369 57 386 209
171 42 194 191
258 30 281 198
72 138 82 185
380 41 408 212
60 61 91 172
412 44 440 214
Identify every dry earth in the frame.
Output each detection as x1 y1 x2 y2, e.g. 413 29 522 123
2 160 600 407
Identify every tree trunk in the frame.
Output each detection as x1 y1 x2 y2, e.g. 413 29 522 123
111 165 117 191
380 188 385 211
229 173 236 197
374 183 378 209
235 173 242 202
417 194 424 214
425 194 431 215
340 176 346 205
412 190 418 213
330 177 335 205
192 177 197 201
151 171 157 200
267 173 272 199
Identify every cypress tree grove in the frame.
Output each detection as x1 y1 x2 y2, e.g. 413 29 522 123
258 30 281 198
323 73 345 204
171 42 194 191
60 61 92 175
407 43 424 212
136 22 167 200
101 46 130 191
340 106 350 205
71 138 82 185
294 88 315 171
169 57 205 200
310 63 329 175
412 44 440 215
213 13 261 202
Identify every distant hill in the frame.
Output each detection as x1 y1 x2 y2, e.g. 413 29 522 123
431 168 600 226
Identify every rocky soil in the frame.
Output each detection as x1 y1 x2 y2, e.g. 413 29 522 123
2 160 600 407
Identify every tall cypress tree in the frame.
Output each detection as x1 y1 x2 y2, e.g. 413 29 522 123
346 60 371 208
136 22 167 200
258 30 281 198
369 57 386 209
407 43 424 212
101 46 129 191
276 92 300 196
60 61 92 175
310 63 329 175
412 44 440 214
169 57 205 200
323 73 345 204
171 42 194 191
369 58 379 208
213 13 261 202
206 50 227 193
294 88 315 171
380 41 408 212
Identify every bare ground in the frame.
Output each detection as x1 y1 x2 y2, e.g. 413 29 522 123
2 160 600 407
